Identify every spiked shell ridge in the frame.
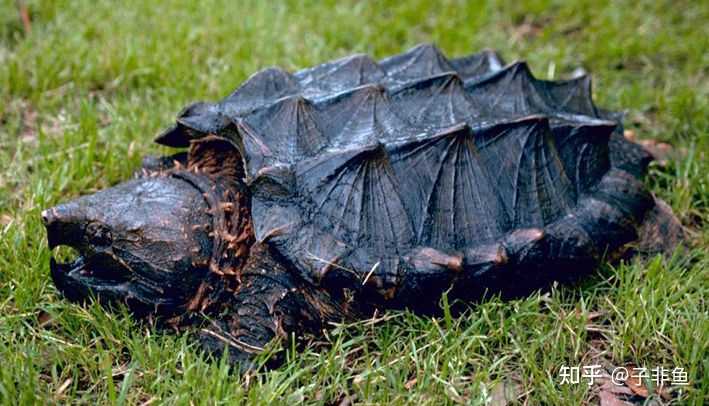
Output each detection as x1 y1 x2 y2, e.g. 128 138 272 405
156 44 654 305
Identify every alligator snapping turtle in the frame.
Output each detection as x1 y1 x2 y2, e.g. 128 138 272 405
42 44 683 366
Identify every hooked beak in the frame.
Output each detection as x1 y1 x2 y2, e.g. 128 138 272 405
42 203 84 250
43 202 88 301
42 202 131 304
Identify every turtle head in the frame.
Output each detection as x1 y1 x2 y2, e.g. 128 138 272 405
43 174 214 316
43 136 251 318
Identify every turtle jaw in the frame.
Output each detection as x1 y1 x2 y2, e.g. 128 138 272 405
48 250 179 316
47 244 134 306
44 204 128 290
44 207 147 310
49 254 122 304
44 212 201 316
49 254 87 303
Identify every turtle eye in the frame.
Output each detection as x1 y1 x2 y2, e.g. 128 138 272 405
86 222 112 246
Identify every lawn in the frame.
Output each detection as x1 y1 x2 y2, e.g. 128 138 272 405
0 0 707 404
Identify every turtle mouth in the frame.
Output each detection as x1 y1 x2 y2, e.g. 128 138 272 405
50 248 130 283
43 205 132 300
49 243 133 303
47 238 190 317
49 253 85 278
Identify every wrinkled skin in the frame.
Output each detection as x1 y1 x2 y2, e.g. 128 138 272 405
43 44 686 368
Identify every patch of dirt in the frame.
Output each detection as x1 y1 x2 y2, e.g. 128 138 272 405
2 99 71 148
20 103 39 144
509 17 545 43
489 377 524 405
0 214 14 227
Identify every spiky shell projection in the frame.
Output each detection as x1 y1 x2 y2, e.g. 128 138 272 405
154 43 654 307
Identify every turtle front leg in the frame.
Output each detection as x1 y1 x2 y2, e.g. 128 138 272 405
197 243 351 368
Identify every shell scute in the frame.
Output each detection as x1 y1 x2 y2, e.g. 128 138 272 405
157 44 652 302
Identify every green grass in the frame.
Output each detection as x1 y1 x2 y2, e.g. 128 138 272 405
0 0 707 404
